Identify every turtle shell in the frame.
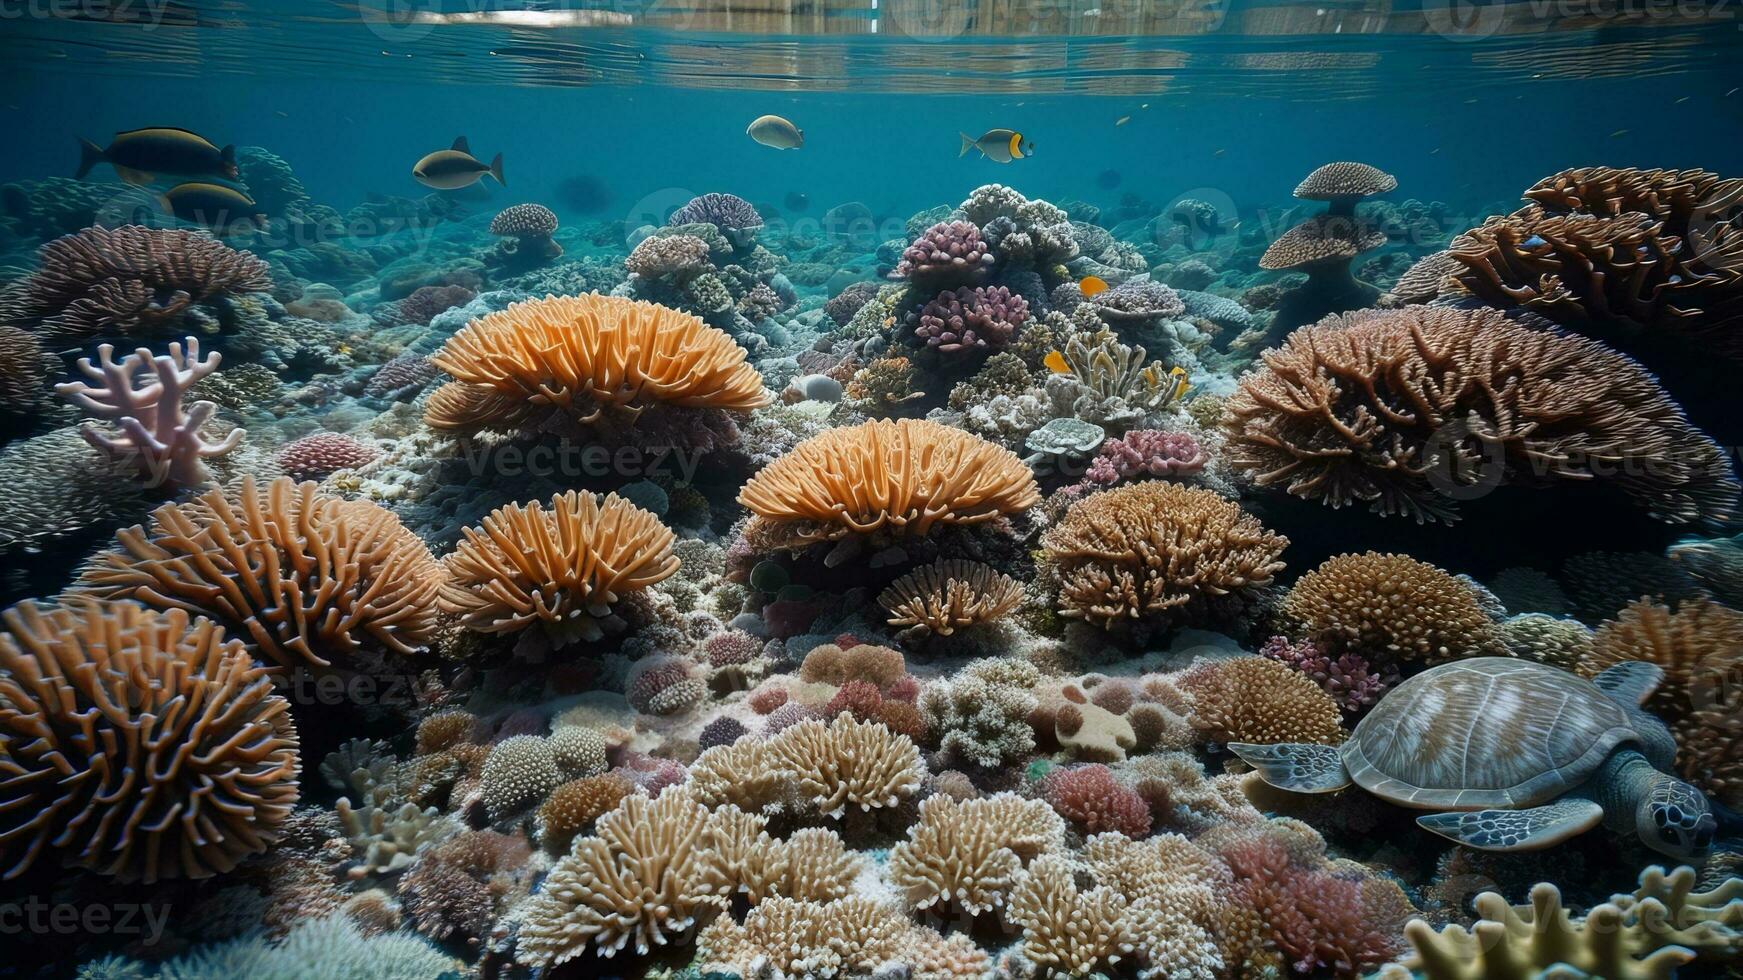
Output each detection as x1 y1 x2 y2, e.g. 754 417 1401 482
1344 657 1641 811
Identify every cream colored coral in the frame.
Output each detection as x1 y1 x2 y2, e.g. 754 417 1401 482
781 828 860 902
697 896 910 977
1009 855 1136 975
687 739 794 813
765 714 925 818
889 793 1064 915
516 787 713 963
1082 833 1228 980
697 809 859 905
878 558 1023 637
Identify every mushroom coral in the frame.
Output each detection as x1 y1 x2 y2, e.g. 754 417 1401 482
1040 481 1288 629
0 599 299 882
426 293 768 438
78 475 445 670
1261 161 1395 335
1222 305 1738 525
439 490 678 646
737 417 1039 549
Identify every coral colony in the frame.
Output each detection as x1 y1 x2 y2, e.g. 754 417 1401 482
0 161 1738 980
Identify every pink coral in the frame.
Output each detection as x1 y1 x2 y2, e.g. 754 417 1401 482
749 685 789 714
625 657 702 715
1082 430 1208 486
704 630 763 668
824 679 884 722
1260 635 1398 714
893 220 994 281
1040 764 1152 839
392 284 475 326
912 285 1029 352
1220 833 1400 975
275 432 379 481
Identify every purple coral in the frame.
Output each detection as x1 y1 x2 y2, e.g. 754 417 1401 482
668 192 763 234
54 336 243 489
1260 635 1397 714
363 351 438 400
893 220 994 282
1083 430 1208 486
825 281 880 326
275 432 380 481
391 284 476 327
912 285 1029 352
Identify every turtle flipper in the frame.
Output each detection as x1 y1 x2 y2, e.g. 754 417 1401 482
1227 742 1351 793
1592 660 1665 707
1417 798 1604 851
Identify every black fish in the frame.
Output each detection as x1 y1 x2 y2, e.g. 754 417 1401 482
77 127 237 184
413 136 504 190
160 181 265 232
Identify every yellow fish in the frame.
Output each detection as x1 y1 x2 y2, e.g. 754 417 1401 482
1170 365 1192 397
1044 350 1070 374
960 129 1033 164
1079 275 1109 298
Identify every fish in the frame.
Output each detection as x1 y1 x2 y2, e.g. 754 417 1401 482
747 114 803 150
413 136 504 190
1043 350 1070 374
159 181 265 231
1610 129 1630 138
76 127 237 184
784 191 810 212
1214 148 1226 157
1079 275 1109 298
959 129 1033 164
1096 169 1122 189
1115 116 1130 126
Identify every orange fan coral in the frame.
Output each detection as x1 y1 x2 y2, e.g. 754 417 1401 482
440 491 679 645
738 418 1039 547
1222 305 1738 525
0 600 299 882
426 293 768 436
79 475 444 670
0 224 271 341
1040 481 1287 628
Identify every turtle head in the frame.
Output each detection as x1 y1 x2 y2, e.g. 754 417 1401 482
1638 776 1716 860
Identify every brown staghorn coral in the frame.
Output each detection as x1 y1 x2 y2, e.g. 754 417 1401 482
737 418 1039 548
516 786 714 963
888 792 1064 915
1524 166 1743 230
1375 865 1742 980
0 599 299 882
1041 481 1288 628
426 293 767 437
877 558 1022 638
0 224 271 341
1579 597 1743 804
439 491 677 645
78 475 444 670
1176 656 1346 745
1224 305 1738 525
1284 552 1503 665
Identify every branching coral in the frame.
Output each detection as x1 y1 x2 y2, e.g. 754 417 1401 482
79 475 445 670
439 491 677 645
1040 764 1153 838
1082 429 1208 486
0 224 270 341
426 293 768 438
1223 305 1738 525
877 559 1023 638
738 418 1039 548
1041 481 1287 628
0 600 299 882
1046 328 1190 430
55 337 243 489
1376 865 1741 980
918 657 1041 768
1284 552 1504 665
1009 855 1137 975
1175 656 1346 745
765 714 925 818
889 792 1064 915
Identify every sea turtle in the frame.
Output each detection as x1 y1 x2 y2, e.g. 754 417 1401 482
1230 657 1716 859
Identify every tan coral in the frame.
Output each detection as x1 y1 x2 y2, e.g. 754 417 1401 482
1041 481 1287 628
688 739 796 814
1284 552 1504 665
426 293 768 436
888 792 1064 915
0 599 299 883
1008 854 1136 975
878 558 1023 637
516 787 714 963
1176 657 1346 746
765 714 925 818
439 491 678 645
1224 305 1738 525
737 418 1039 548
697 896 912 977
78 476 444 670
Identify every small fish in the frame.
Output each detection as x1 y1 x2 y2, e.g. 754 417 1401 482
784 190 810 212
1043 350 1070 374
413 136 504 190
747 114 803 150
1728 87 1739 96
1115 116 1130 126
959 129 1033 164
159 181 265 231
1095 168 1122 189
1610 129 1629 138
1170 365 1191 397
1213 148 1226 157
1140 103 1149 109
77 127 237 184
1079 275 1109 298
